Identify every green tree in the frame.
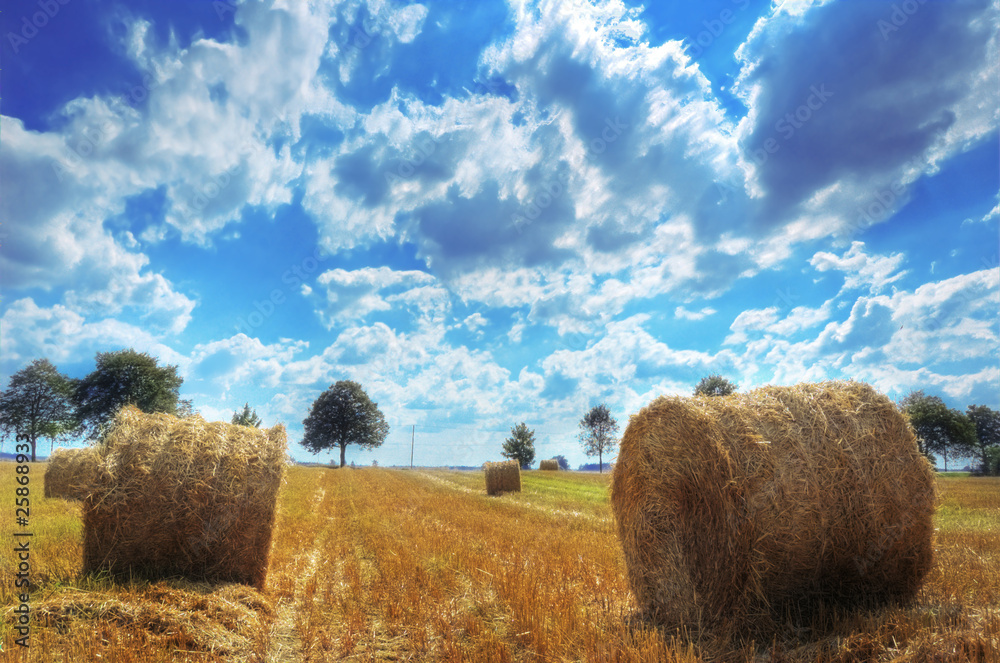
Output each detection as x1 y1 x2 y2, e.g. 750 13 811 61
900 391 977 471
74 349 185 439
966 405 1000 474
501 422 536 468
579 404 619 473
694 374 738 397
0 359 77 462
302 381 389 468
232 402 262 428
985 446 1000 476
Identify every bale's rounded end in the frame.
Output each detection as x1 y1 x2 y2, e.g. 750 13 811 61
484 460 521 495
610 380 935 629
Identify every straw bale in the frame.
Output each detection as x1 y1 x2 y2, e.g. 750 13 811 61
610 381 934 628
485 460 521 495
44 447 99 500
539 458 560 471
82 405 287 589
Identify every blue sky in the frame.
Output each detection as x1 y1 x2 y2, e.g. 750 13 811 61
2 0 997 468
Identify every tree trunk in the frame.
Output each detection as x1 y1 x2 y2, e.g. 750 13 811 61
599 450 603 474
943 447 948 472
340 443 346 468
30 437 37 463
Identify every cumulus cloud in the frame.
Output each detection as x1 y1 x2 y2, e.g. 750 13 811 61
734 0 999 237
312 266 446 326
810 242 907 294
674 306 717 321
0 298 186 370
0 118 196 332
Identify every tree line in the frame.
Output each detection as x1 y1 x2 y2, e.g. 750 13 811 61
3 353 998 476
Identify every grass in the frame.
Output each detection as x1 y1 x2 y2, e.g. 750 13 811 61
1 463 998 661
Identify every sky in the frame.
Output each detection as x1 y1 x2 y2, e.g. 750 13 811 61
1 0 998 468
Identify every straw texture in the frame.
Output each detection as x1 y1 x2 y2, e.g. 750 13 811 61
485 460 522 495
82 405 287 589
44 447 99 500
539 459 560 471
610 381 935 628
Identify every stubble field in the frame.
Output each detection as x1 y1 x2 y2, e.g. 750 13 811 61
1 463 998 662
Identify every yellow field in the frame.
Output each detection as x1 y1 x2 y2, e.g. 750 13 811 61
1 463 998 661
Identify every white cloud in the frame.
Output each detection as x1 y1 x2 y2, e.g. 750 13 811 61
0 118 196 333
734 0 999 239
0 299 186 370
463 312 488 333
674 305 718 321
810 242 907 294
312 267 445 326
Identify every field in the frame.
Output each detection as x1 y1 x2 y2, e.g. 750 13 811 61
1 463 998 662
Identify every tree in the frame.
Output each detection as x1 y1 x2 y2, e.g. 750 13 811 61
966 405 1000 474
985 446 1000 476
899 391 977 471
501 422 536 468
553 454 570 471
579 404 619 473
232 403 262 428
694 374 738 397
302 381 389 468
0 359 77 462
177 399 196 418
74 349 184 439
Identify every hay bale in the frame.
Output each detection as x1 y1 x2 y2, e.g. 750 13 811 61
539 458 560 471
610 381 934 628
44 447 99 500
484 460 521 495
82 405 287 589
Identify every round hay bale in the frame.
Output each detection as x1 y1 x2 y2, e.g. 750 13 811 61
44 447 99 501
610 381 934 628
539 458 560 471
484 460 521 495
82 406 287 589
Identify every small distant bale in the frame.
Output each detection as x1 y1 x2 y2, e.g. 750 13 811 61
82 405 287 589
610 381 935 629
484 460 521 495
539 458 560 471
44 447 99 500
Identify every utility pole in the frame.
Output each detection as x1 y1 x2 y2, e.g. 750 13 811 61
410 424 415 469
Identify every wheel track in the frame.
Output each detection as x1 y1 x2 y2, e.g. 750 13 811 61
265 486 327 663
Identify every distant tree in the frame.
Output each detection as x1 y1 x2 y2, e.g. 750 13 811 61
177 399 195 418
966 405 1000 474
75 349 184 439
302 381 389 468
579 404 619 474
985 446 1000 477
694 374 738 397
0 359 77 462
900 391 977 471
553 454 570 471
501 422 536 468
232 403 262 428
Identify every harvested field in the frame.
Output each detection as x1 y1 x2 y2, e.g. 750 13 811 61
2 464 998 661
